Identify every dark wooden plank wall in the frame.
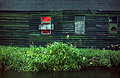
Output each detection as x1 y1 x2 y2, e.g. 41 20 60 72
0 12 29 47
29 11 63 46
0 11 119 49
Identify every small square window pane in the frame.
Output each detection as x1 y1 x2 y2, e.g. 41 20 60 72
40 24 51 30
75 16 84 21
42 17 50 22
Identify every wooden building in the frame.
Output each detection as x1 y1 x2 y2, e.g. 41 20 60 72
0 0 120 49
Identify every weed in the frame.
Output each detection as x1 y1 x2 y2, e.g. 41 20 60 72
0 42 120 72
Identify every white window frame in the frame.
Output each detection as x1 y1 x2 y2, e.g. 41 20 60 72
38 16 54 35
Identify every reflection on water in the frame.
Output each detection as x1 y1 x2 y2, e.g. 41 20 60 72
0 69 120 78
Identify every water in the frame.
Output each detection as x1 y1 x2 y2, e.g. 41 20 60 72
0 69 120 78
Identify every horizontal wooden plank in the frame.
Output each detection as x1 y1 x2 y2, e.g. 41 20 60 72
0 13 29 17
96 16 108 22
0 25 29 27
0 12 119 49
0 19 29 22
0 17 28 20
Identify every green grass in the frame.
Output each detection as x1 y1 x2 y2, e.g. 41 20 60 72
0 42 120 72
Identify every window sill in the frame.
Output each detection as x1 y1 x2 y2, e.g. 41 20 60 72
29 34 51 36
75 33 86 35
29 34 41 36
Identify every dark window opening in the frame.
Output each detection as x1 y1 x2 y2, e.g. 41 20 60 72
109 23 118 34
111 27 117 32
109 16 118 23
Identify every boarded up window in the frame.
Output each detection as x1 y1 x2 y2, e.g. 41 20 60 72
75 16 85 34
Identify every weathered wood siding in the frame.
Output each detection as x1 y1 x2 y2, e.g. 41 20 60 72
0 12 29 47
29 11 63 46
0 11 120 49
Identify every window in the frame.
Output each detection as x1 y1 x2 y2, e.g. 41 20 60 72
39 16 54 35
42 16 51 24
109 23 118 34
109 16 118 34
75 16 85 34
109 16 118 23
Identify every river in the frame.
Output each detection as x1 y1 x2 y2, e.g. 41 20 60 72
0 67 120 78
